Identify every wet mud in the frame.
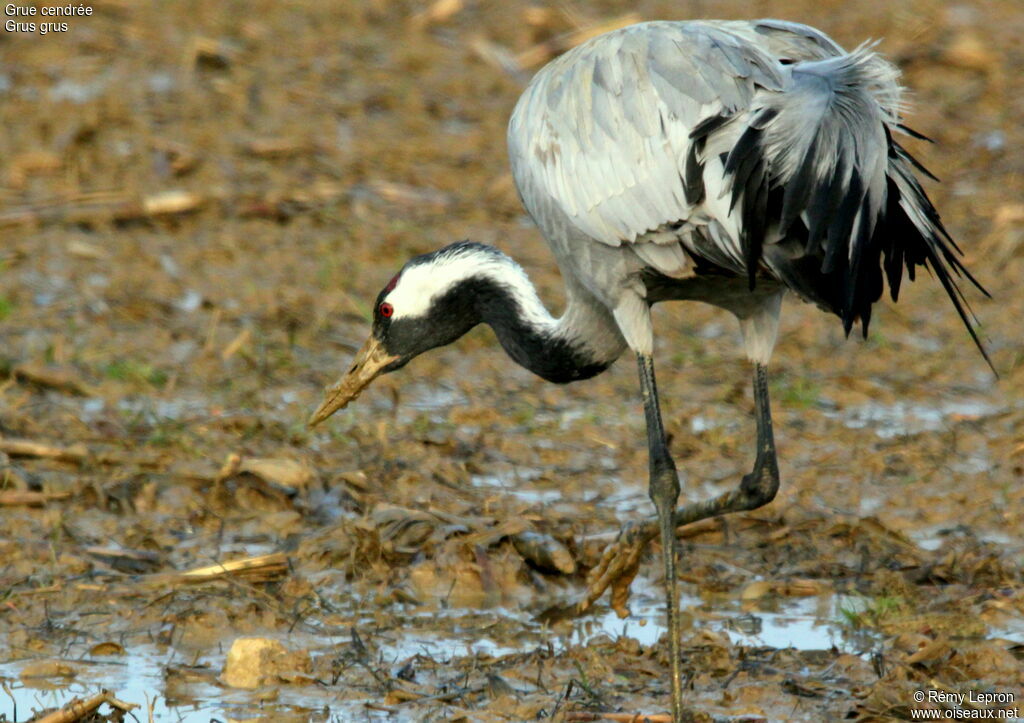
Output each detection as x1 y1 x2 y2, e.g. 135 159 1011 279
1 0 1022 721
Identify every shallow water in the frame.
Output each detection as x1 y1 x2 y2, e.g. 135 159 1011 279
0 589 896 721
830 398 1005 438
1 1 1021 720
5 579 1021 721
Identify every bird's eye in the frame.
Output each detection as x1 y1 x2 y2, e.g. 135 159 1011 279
379 302 394 318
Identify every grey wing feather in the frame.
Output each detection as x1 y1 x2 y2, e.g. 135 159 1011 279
705 35 988 362
507 18 990 365
698 45 901 292
508 21 785 258
745 19 845 60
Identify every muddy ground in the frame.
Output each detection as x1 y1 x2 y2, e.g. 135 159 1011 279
0 1 1022 721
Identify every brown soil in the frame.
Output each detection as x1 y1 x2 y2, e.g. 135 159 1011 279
1 1 1022 721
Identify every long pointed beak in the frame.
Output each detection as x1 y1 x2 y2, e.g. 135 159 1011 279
308 335 398 427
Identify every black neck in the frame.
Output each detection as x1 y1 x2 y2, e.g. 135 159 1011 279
467 278 610 384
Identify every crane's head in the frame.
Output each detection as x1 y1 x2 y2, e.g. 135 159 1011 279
308 242 498 427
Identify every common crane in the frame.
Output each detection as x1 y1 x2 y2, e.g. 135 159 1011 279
309 19 989 720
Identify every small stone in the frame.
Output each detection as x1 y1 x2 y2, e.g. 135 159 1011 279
220 637 311 689
20 660 77 680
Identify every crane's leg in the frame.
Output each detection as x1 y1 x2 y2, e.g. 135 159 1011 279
671 361 778 526
578 361 779 621
636 352 685 722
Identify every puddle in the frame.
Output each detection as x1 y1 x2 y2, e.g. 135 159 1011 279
0 589 851 722
830 398 1004 438
690 414 720 433
470 471 565 505
603 485 651 518
370 611 541 663
470 465 622 509
0 648 218 723
402 381 467 412
719 598 844 651
4 582 1020 721
75 394 212 425
586 582 847 654
0 646 352 722
363 579 853 667
913 524 1024 554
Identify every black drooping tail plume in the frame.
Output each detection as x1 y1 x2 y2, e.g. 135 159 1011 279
877 134 992 370
706 45 993 371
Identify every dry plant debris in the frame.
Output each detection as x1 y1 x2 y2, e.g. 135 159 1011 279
0 0 1021 720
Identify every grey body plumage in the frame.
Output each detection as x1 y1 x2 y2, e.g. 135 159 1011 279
508 19 987 363
311 20 988 722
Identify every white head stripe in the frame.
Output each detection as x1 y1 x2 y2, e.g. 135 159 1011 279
384 246 552 328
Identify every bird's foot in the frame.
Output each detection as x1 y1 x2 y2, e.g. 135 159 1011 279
576 521 656 618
